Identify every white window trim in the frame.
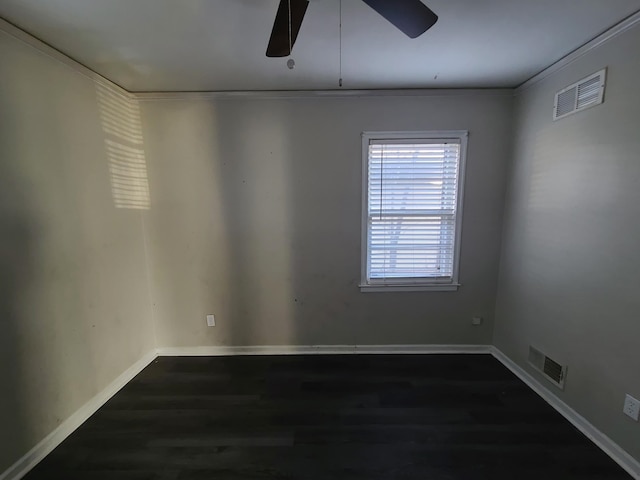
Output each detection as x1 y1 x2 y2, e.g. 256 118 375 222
359 130 468 293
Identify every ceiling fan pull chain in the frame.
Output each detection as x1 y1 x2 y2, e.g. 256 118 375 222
339 0 343 87
288 0 292 56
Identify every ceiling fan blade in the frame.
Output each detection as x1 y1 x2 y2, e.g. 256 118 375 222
266 0 309 57
361 0 438 39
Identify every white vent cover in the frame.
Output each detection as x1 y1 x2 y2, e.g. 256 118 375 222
553 69 606 120
528 346 567 389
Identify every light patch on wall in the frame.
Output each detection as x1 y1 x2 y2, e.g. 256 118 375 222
96 83 150 210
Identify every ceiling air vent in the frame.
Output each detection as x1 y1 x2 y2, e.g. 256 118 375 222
553 68 606 121
528 346 567 389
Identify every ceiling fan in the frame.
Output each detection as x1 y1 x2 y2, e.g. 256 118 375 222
266 0 438 57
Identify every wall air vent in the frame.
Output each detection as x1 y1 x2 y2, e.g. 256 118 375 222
553 68 606 121
528 346 567 389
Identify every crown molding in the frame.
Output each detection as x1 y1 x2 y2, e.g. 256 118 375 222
132 88 514 101
516 9 640 93
0 17 131 99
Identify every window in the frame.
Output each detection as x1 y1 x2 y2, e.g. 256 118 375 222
360 131 468 292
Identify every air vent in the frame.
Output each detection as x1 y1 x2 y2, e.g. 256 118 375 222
528 346 567 389
543 357 564 384
553 69 606 120
555 86 577 118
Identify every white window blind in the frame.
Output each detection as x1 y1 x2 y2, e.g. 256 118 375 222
361 133 467 290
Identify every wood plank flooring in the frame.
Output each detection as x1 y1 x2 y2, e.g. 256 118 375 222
25 354 632 479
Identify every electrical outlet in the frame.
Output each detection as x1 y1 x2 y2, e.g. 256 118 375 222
471 316 483 326
623 394 639 421
206 314 216 327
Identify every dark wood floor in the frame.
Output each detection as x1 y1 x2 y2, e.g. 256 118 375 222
25 354 631 480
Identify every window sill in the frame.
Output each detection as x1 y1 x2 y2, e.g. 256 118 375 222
359 283 461 293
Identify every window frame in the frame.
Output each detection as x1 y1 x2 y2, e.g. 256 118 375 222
359 130 468 293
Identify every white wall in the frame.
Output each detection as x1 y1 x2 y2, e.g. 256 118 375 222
494 25 640 461
140 92 513 348
0 29 155 472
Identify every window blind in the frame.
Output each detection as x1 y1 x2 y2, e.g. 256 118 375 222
366 139 461 283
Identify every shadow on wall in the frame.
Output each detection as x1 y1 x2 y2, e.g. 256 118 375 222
0 87 38 471
210 101 297 346
0 73 151 473
207 99 362 347
0 61 96 471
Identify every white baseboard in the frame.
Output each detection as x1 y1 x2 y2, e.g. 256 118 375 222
4 345 637 480
156 344 492 356
0 350 158 480
490 346 640 480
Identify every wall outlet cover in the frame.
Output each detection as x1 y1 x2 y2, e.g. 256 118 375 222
471 316 483 326
206 315 216 327
623 394 639 421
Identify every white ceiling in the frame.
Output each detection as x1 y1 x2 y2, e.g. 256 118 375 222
1 0 640 92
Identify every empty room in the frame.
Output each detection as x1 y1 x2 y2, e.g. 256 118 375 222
1 0 639 478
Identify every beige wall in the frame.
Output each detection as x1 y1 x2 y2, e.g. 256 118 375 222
0 31 155 471
140 93 513 348
494 26 640 460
